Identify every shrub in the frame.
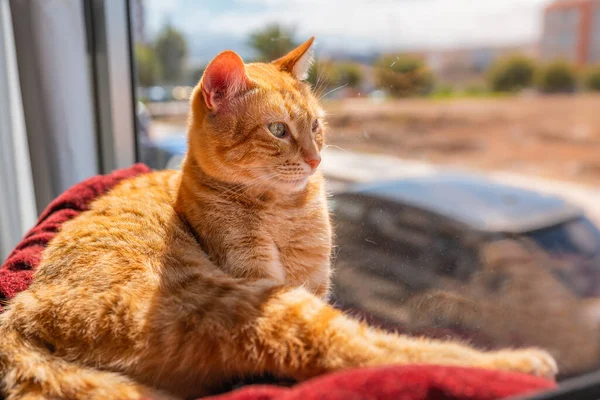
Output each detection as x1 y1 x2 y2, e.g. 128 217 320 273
331 63 363 88
374 55 434 97
488 56 537 92
307 61 327 86
134 44 162 87
583 65 600 92
248 24 297 61
463 84 488 97
431 84 455 98
537 61 578 94
307 61 363 94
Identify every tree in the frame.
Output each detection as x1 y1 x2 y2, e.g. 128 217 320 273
134 44 161 87
374 55 434 97
188 66 206 86
307 61 363 94
332 63 363 88
154 24 188 84
248 24 298 61
583 65 600 92
488 56 537 92
307 61 329 88
537 61 578 94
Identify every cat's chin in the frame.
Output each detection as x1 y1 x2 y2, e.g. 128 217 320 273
277 177 310 193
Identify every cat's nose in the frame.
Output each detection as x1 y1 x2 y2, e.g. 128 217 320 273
304 155 321 170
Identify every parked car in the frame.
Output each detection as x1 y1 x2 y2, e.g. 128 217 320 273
330 173 600 378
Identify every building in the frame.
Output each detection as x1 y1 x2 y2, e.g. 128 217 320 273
541 0 600 65
421 44 538 85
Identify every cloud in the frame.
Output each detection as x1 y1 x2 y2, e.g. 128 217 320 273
145 0 182 34
147 0 551 52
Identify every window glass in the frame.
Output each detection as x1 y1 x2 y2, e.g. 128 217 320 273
130 0 600 383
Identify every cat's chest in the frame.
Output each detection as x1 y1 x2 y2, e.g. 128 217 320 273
261 205 331 289
263 208 313 250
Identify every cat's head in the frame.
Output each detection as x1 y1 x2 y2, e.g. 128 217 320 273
188 37 325 193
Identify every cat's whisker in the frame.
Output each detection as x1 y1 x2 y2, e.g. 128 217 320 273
253 175 282 199
220 172 279 201
311 65 329 100
315 71 336 100
314 77 328 100
243 173 279 196
218 173 276 200
324 145 349 153
313 65 326 97
318 83 348 101
201 163 271 195
316 68 333 97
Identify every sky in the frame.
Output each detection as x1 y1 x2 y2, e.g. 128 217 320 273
144 0 552 64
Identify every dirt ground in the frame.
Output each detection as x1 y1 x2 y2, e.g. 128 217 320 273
323 94 600 186
154 93 600 186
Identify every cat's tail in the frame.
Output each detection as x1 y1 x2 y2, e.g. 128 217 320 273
0 328 173 400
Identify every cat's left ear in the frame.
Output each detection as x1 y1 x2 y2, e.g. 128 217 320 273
201 51 250 110
272 37 315 81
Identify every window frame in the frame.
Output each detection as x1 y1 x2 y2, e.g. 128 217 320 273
84 0 137 173
0 0 36 261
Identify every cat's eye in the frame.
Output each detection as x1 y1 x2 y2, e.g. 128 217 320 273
268 122 288 138
312 119 319 132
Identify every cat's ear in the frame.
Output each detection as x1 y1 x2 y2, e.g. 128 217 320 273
272 37 315 81
201 51 250 110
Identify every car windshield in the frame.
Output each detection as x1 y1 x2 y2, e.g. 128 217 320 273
524 217 600 297
527 217 600 257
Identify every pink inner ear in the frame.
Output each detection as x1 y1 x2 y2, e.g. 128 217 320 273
202 51 248 110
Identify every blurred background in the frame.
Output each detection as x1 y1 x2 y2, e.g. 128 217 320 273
2 0 600 389
134 0 600 181
130 3 600 380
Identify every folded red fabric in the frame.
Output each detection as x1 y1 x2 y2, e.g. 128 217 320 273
206 365 554 400
0 164 556 400
0 163 151 303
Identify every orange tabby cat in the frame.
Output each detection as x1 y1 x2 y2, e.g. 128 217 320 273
0 38 557 400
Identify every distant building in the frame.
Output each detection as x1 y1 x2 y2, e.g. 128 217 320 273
541 0 600 65
418 44 538 85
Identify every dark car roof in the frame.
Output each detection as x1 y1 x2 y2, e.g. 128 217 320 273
343 172 583 233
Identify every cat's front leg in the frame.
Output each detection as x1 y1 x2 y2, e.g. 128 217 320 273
483 348 558 379
236 287 558 381
370 329 557 379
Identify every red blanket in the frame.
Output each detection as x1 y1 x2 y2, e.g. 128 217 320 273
0 164 556 400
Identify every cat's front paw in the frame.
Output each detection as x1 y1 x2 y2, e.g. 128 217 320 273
489 348 558 380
